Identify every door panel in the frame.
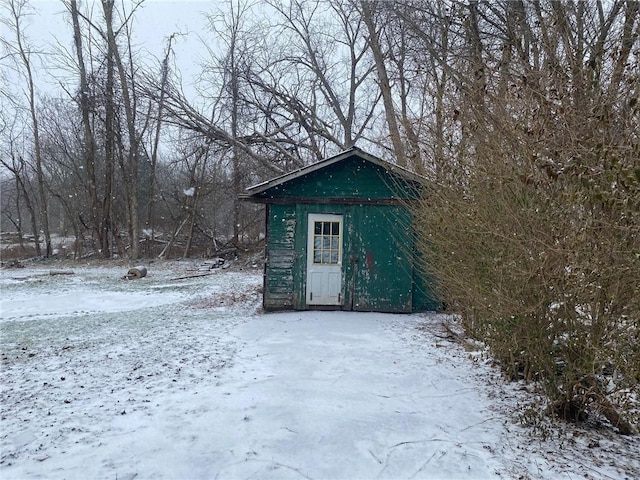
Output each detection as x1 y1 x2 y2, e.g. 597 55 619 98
306 214 343 305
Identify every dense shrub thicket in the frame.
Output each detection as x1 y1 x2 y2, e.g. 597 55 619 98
412 1 639 434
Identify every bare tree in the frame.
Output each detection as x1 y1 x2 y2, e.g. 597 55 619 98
102 0 146 259
61 0 151 258
66 0 106 255
0 147 40 257
209 0 254 246
37 97 91 258
141 33 177 256
2 0 52 256
263 0 381 152
360 0 407 166
366 0 468 178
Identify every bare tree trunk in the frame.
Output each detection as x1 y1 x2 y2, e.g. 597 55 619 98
360 0 406 167
146 35 175 256
183 183 201 258
68 0 103 256
465 0 486 112
606 1 639 104
394 24 424 175
7 0 51 256
159 217 188 259
19 171 40 257
103 0 142 259
183 146 204 258
12 176 26 251
102 1 116 258
231 115 241 249
226 3 242 247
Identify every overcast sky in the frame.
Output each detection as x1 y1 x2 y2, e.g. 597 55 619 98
3 0 214 98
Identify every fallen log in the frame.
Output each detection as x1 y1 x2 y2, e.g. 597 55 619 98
170 272 214 281
125 265 147 280
49 270 75 276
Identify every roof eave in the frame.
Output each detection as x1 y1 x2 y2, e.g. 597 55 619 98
243 149 354 197
242 147 427 199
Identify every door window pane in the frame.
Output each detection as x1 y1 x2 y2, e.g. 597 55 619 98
311 219 341 265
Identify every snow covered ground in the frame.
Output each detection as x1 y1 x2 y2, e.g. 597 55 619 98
0 261 638 479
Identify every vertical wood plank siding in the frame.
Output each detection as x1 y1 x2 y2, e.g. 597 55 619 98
264 204 297 309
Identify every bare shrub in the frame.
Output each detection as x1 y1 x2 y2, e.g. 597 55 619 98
412 1 639 434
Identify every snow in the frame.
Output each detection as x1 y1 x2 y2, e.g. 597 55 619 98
1 262 638 479
184 187 196 197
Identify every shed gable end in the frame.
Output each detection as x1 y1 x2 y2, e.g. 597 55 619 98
245 151 423 203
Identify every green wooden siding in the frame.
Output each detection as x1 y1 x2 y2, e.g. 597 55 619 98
255 157 419 201
348 205 414 312
253 150 440 313
263 204 297 310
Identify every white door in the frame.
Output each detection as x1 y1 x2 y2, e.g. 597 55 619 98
306 213 343 305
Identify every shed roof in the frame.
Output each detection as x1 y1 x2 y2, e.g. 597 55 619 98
240 147 425 203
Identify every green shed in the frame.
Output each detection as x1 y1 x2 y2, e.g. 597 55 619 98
240 147 439 313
